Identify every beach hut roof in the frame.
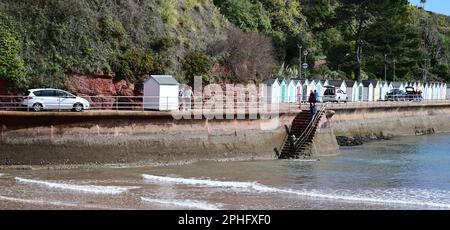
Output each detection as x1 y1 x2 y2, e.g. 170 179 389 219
362 80 374 87
391 82 402 88
327 80 344 87
345 80 356 87
264 78 279 86
145 75 179 85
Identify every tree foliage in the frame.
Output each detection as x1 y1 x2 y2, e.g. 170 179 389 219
0 10 24 84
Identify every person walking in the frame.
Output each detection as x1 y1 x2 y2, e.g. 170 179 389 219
308 90 316 108
289 134 296 155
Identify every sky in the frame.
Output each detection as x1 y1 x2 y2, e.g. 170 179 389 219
409 0 450 16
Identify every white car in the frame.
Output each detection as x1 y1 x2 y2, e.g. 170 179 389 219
22 89 90 112
322 86 348 103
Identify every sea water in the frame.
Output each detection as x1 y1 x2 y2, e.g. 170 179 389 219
0 134 449 209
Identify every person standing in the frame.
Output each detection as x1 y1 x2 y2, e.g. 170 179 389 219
178 89 184 110
183 87 193 111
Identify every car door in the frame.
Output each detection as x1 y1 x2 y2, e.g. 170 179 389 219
57 91 76 110
39 90 58 109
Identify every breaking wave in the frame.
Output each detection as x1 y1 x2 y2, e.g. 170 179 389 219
142 174 450 209
141 197 222 210
15 177 139 195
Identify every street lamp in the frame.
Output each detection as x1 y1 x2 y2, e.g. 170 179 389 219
384 54 387 82
297 44 302 79
303 50 308 79
423 59 428 82
393 58 396 82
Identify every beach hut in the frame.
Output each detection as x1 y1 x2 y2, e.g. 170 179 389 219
295 80 303 103
423 83 429 100
344 80 357 102
428 83 433 100
432 83 437 100
308 80 317 102
380 82 388 101
362 81 374 101
301 80 309 101
287 80 297 103
264 78 281 103
442 83 448 100
446 84 450 100
278 78 287 103
374 81 380 101
313 80 324 102
143 75 179 110
355 82 364 101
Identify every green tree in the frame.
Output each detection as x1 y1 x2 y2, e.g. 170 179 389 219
0 11 24 84
182 51 211 84
213 0 271 32
110 49 156 82
332 0 410 81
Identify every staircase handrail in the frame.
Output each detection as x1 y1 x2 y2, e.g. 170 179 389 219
293 103 328 152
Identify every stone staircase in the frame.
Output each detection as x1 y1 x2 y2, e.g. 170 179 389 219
278 109 324 159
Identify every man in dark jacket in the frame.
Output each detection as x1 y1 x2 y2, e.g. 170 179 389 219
308 90 316 107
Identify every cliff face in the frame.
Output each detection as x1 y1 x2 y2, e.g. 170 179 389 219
0 0 229 88
67 75 140 97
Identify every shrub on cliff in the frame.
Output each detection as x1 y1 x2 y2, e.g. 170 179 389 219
110 49 165 82
182 51 212 85
0 11 24 85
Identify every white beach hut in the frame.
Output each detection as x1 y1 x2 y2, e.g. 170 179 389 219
362 81 374 101
446 84 450 100
344 80 357 102
295 80 303 103
264 78 281 103
143 75 179 110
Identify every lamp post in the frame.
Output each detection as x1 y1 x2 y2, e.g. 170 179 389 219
303 50 308 79
393 58 396 82
297 44 302 79
384 54 387 82
423 59 428 82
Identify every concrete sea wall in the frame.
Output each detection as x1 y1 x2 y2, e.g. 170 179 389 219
330 104 450 138
0 112 296 165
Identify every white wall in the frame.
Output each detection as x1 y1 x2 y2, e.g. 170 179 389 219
159 85 179 110
144 78 160 110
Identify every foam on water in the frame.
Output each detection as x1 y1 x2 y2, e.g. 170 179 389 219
15 177 139 195
0 195 129 209
141 197 222 210
142 174 450 209
142 174 263 190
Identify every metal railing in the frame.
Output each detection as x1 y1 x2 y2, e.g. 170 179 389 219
1 95 450 112
293 103 328 154
0 95 303 112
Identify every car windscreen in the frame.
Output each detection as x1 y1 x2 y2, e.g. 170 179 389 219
324 88 335 95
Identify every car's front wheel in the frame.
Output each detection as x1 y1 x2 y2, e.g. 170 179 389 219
73 103 83 112
32 103 43 112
